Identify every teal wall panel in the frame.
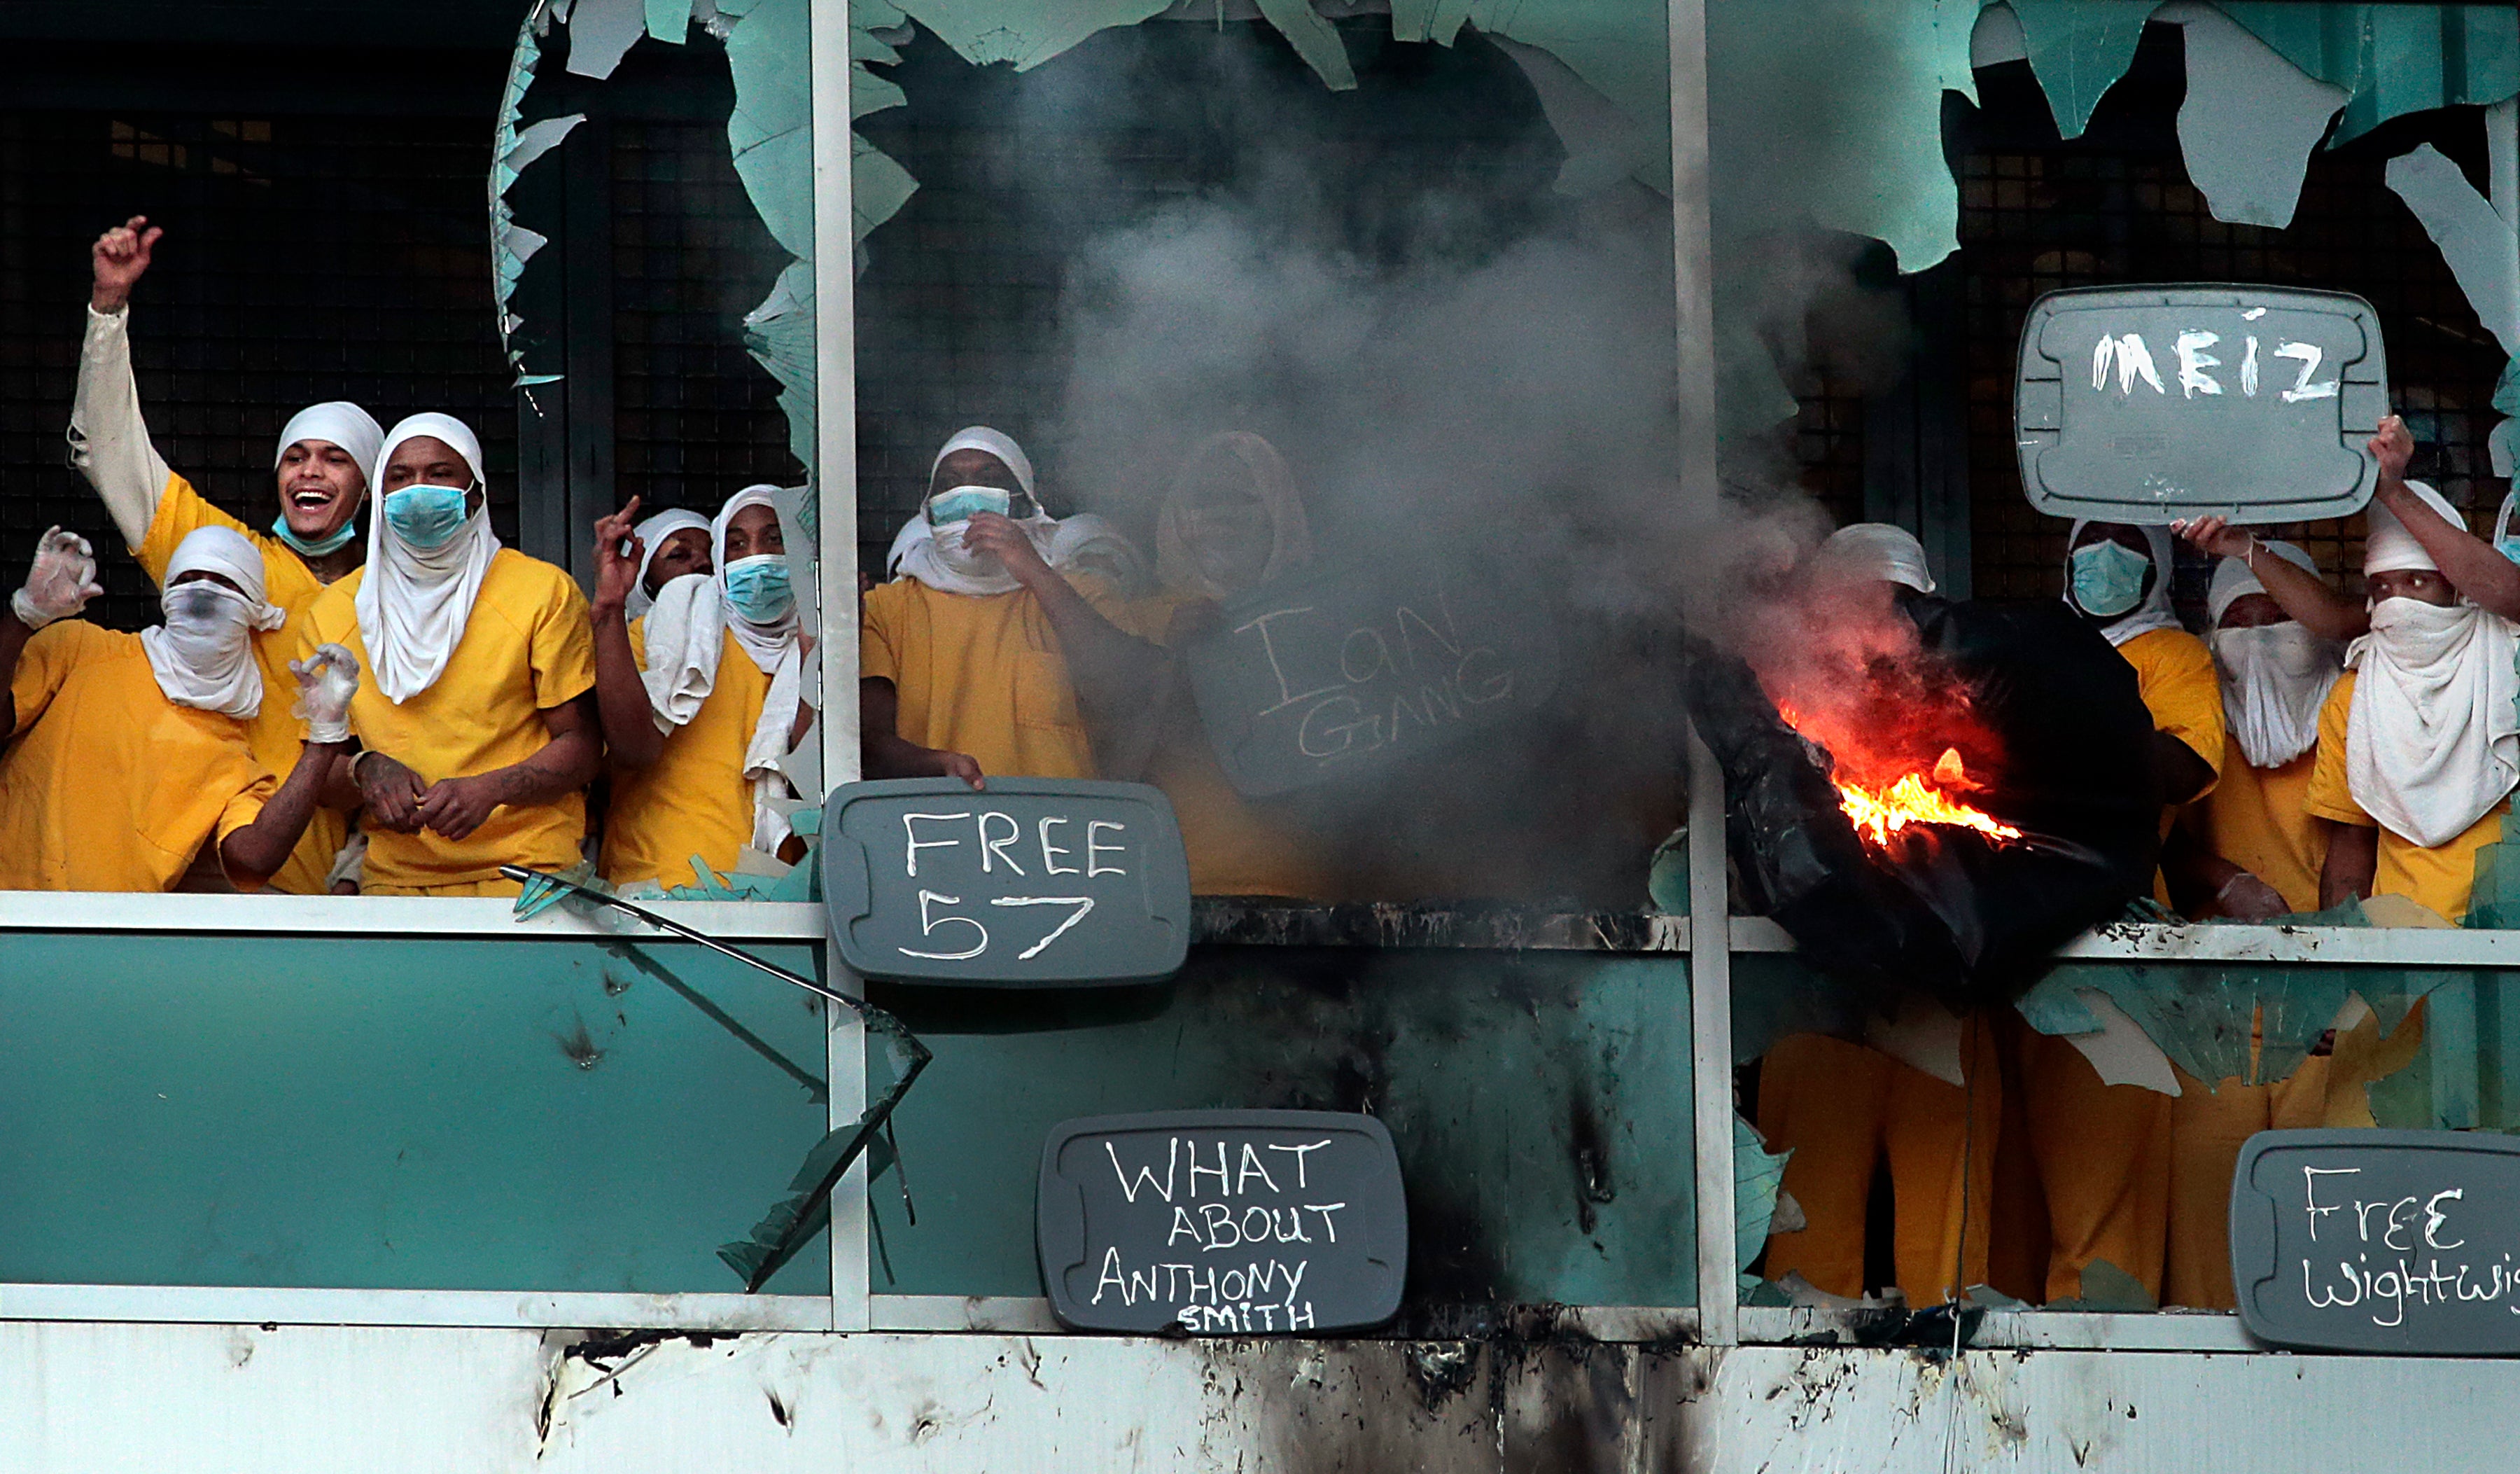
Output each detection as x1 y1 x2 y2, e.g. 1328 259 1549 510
0 933 831 1295
869 949 1695 1311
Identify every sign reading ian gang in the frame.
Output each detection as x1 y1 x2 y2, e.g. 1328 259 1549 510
1037 1110 1408 1335
822 779 1191 986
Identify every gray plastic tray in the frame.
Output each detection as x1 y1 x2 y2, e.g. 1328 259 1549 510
822 777 1191 987
2016 284 2387 524
1037 1109 1407 1334
2230 1127 2520 1354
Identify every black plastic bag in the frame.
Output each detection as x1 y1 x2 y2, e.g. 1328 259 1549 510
1689 592 2162 1008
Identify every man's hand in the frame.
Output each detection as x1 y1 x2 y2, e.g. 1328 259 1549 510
592 497 645 616
415 774 507 841
90 216 160 314
962 511 1054 587
2169 514 2251 561
2208 870 2289 921
921 749 986 791
290 642 361 744
355 751 430 833
2370 414 2414 489
12 527 102 630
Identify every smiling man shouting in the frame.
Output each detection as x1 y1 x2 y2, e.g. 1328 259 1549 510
69 215 377 895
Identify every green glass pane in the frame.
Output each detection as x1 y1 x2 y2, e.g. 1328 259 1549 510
869 950 1695 1309
0 933 831 1295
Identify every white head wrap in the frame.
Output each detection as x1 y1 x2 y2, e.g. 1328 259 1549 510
2064 520 2183 646
639 486 807 857
1156 431 1312 601
2362 478 2456 576
2343 481 2520 847
274 402 384 482
890 426 1147 597
1816 522 1935 595
355 412 500 704
2206 541 2342 767
141 526 286 719
625 506 712 620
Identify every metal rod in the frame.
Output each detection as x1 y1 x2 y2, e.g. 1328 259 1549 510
498 865 858 1009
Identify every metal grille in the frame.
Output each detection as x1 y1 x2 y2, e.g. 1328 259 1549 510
610 118 794 517
0 111 517 629
1959 49 2507 606
1792 368 1868 531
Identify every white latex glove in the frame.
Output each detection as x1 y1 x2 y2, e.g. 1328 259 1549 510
2214 870 2289 922
290 641 361 744
13 527 102 629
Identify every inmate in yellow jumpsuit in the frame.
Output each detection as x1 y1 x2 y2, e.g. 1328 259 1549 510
1756 1022 2003 1304
302 550 596 896
2199 741 2324 915
2304 672 2507 924
860 574 1120 781
599 618 776 892
2006 623 2224 1303
0 622 274 891
1114 591 1327 898
134 477 349 895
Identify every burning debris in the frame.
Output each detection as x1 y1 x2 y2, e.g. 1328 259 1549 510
1691 574 2162 1008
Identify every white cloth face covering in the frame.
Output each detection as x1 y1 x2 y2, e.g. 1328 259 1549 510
2206 541 2341 768
626 506 712 620
2344 482 2520 846
142 525 286 718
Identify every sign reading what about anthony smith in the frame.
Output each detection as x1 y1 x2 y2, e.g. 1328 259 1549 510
822 778 1191 986
1038 1110 1408 1335
2230 1128 2520 1354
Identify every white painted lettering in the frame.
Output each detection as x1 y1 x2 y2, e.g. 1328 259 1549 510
902 812 970 878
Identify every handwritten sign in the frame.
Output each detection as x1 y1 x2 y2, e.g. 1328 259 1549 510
2015 285 2388 524
1183 552 1559 797
822 779 1191 986
2230 1129 2520 1354
1036 1109 1407 1334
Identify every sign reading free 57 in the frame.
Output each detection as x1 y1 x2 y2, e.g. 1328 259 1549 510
823 779 1193 986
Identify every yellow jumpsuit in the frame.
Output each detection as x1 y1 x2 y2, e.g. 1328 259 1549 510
302 550 597 895
2008 624 2225 1304
0 622 274 891
135 476 349 895
860 574 1119 781
1114 592 1327 898
2304 672 2508 923
599 619 776 891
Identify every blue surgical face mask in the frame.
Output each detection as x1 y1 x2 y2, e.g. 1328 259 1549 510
272 513 358 559
722 554 794 624
2070 539 2152 619
927 485 1012 527
382 484 472 551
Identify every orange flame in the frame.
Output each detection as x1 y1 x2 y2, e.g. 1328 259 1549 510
1831 748 2022 849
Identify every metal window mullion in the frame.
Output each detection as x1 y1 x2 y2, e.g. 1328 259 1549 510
1668 0 1735 1344
808 0 870 1335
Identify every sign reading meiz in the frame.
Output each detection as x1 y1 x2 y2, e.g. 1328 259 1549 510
822 779 1191 986
1183 551 1559 797
2015 284 2388 524
2230 1129 2520 1354
1037 1110 1408 1334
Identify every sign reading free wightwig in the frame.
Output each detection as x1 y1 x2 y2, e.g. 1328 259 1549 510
2015 285 2389 524
822 779 1191 986
2230 1129 2520 1354
1037 1110 1408 1334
